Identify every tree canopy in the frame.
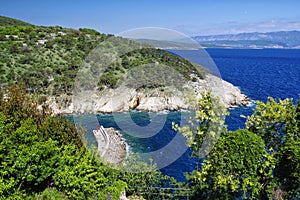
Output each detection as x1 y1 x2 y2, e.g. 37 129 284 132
0 20 207 96
0 85 185 199
0 85 127 199
175 93 300 200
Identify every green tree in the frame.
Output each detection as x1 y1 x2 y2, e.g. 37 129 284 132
9 43 20 53
0 85 127 199
278 137 300 199
33 188 67 200
246 98 300 199
186 130 274 199
118 153 186 199
246 97 298 151
173 91 228 170
0 34 6 41
29 31 37 41
53 146 126 200
173 93 281 199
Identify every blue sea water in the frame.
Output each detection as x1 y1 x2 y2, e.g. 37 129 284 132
75 48 300 182
172 48 300 131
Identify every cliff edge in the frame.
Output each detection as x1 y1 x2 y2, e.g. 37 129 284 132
48 73 250 114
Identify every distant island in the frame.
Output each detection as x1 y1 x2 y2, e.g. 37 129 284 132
193 31 300 49
0 16 250 114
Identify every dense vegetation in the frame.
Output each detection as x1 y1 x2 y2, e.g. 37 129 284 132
0 85 185 199
0 16 33 26
97 47 206 89
2 85 299 199
0 16 205 200
174 92 300 199
0 16 206 97
1 16 300 199
0 21 106 95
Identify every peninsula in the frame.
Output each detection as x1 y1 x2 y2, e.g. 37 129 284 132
0 15 250 114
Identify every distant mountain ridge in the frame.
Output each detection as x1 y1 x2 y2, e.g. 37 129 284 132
193 31 300 48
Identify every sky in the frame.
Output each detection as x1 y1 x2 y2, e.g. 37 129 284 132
1 0 300 36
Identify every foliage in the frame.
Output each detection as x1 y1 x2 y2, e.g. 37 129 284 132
175 92 300 199
174 92 274 199
173 91 228 169
0 85 127 199
79 28 101 35
0 17 207 97
0 85 188 199
0 16 33 26
279 138 300 198
0 84 83 147
33 188 68 200
246 98 300 199
186 130 274 199
52 146 126 200
118 153 189 199
120 48 206 80
246 97 298 150
0 23 107 95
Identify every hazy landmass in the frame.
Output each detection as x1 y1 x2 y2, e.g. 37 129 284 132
193 31 300 49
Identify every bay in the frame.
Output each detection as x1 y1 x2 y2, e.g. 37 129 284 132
75 48 300 182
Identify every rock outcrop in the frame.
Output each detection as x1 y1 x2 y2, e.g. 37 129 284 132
47 74 250 114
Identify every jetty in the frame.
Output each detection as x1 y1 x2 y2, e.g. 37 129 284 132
93 125 127 166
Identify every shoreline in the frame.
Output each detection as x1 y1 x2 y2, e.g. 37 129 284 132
54 98 252 115
93 127 128 166
89 100 254 166
46 73 251 115
49 94 251 115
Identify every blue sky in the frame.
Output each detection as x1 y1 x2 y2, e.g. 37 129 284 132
1 0 300 36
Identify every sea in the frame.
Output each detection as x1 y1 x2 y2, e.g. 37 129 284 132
72 48 300 182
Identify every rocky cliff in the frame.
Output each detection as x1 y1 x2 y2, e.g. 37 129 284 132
47 74 250 114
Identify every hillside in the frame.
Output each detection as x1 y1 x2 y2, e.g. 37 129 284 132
0 20 205 92
0 16 33 26
193 31 300 48
0 16 250 113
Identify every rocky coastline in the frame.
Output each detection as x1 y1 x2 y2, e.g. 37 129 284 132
44 74 251 181
47 74 251 114
93 127 128 166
